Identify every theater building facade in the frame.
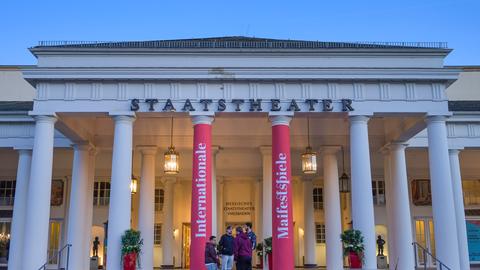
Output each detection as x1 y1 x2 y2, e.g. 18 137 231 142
0 37 480 270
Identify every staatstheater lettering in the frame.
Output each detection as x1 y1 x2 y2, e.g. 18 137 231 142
130 98 354 112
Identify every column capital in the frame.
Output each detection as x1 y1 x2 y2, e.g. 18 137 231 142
212 145 222 155
425 115 448 124
72 142 93 152
349 115 370 124
269 115 292 126
31 114 58 124
111 114 136 123
191 115 214 125
13 146 33 151
89 147 98 157
137 145 158 156
386 142 408 152
259 145 272 156
321 146 341 155
448 148 462 155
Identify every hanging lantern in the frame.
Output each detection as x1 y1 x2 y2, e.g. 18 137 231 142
130 176 138 194
302 146 317 174
164 146 180 174
339 146 351 193
164 117 180 174
339 172 350 193
302 117 317 174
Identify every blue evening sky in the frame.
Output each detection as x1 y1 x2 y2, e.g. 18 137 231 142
1 0 479 65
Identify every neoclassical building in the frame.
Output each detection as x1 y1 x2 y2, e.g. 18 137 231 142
0 37 479 270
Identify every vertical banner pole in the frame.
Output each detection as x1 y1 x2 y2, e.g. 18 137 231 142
270 115 294 270
190 116 213 270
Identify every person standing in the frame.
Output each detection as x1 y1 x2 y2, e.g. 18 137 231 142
244 222 257 252
205 236 220 270
234 226 252 270
218 226 235 270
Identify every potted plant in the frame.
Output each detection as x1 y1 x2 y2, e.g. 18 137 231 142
340 229 364 269
264 237 273 269
121 229 143 270
255 243 264 268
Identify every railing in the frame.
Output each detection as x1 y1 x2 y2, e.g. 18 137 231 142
38 244 71 270
36 40 449 49
413 242 451 270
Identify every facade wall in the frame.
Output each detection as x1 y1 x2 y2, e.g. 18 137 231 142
0 67 35 101
447 68 480 100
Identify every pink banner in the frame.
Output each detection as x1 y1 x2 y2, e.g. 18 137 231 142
190 123 212 270
271 124 294 270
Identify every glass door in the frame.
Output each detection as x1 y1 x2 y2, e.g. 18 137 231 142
0 220 11 265
182 223 191 268
47 220 63 265
414 218 436 267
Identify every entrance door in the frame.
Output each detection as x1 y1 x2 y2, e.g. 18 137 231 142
47 220 63 265
182 223 191 268
414 218 436 267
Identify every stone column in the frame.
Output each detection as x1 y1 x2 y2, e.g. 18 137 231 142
381 150 396 269
260 146 272 270
106 114 136 270
22 115 57 270
190 115 214 269
8 149 32 270
254 178 263 245
302 178 317 267
161 177 176 268
137 146 157 270
426 116 460 269
388 143 414 269
66 144 91 270
349 115 376 269
270 115 294 270
217 178 225 237
323 147 343 269
449 149 470 270
83 147 96 268
211 146 220 237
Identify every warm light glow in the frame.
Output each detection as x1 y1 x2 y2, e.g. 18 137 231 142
298 228 305 236
164 146 180 174
301 147 317 174
173 228 179 238
130 177 138 194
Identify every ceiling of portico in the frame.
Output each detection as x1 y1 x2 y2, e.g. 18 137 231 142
58 112 391 150
53 112 427 178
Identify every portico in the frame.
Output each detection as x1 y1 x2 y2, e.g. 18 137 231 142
0 37 477 270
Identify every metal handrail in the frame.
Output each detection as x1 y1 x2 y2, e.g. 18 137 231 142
412 242 451 270
38 244 72 270
35 40 449 49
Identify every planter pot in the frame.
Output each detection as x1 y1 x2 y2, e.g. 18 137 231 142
348 251 362 268
123 252 137 270
267 253 272 269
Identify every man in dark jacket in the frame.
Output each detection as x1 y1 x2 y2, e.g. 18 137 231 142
244 222 257 251
218 226 235 270
234 226 252 270
205 236 220 270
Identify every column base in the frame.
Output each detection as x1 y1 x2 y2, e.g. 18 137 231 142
160 265 175 269
302 263 317 268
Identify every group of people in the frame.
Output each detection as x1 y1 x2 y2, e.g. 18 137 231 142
205 222 257 270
